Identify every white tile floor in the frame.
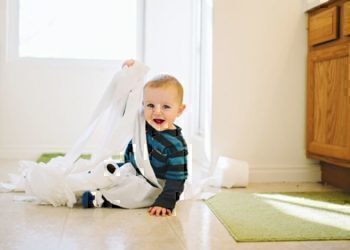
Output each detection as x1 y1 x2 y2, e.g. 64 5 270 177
0 159 350 250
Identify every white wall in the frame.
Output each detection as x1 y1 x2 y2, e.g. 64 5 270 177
212 0 320 182
0 0 193 160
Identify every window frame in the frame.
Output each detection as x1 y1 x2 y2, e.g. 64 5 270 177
190 0 212 166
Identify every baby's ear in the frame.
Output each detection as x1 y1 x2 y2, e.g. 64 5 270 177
177 104 186 116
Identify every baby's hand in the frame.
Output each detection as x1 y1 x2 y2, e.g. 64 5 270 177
122 59 135 68
148 206 172 216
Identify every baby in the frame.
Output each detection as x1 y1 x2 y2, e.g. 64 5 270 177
83 60 188 216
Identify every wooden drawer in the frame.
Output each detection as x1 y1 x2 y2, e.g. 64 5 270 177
344 1 350 36
309 6 339 46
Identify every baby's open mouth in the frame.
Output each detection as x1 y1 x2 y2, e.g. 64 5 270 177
153 119 165 125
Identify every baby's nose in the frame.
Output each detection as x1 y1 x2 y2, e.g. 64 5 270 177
154 105 161 114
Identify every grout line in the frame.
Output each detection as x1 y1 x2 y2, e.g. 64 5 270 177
57 207 71 249
166 216 187 250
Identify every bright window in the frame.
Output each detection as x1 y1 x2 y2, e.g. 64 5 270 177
18 0 140 60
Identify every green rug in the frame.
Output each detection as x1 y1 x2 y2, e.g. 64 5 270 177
36 153 122 163
205 192 350 242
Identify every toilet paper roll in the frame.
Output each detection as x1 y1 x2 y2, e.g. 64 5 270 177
210 156 249 188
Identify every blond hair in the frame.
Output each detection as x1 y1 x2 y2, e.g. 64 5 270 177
144 74 184 104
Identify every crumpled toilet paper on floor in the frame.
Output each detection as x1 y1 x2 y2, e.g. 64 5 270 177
186 156 249 200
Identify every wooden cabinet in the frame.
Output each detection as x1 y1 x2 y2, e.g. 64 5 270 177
307 0 350 190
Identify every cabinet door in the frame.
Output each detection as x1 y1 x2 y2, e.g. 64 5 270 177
307 43 350 160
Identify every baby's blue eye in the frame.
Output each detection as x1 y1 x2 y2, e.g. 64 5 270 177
163 105 171 109
146 104 154 108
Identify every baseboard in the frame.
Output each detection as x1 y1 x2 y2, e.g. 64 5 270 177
0 146 97 161
249 163 321 183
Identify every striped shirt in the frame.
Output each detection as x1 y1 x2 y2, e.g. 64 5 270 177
123 122 188 210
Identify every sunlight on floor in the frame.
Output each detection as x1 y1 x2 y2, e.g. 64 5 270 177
256 193 350 231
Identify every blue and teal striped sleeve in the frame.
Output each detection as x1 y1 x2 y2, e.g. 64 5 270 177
152 146 188 210
164 148 188 181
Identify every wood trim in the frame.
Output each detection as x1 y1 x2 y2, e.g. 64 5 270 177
308 152 350 168
309 143 350 160
343 1 350 36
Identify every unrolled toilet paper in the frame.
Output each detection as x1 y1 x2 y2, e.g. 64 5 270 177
210 156 249 188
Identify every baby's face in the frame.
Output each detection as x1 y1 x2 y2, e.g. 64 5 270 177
143 86 185 131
